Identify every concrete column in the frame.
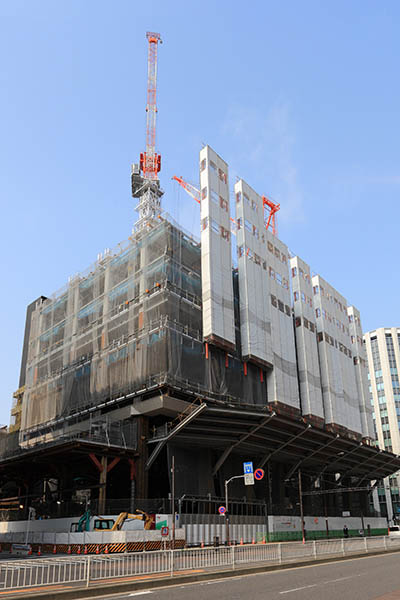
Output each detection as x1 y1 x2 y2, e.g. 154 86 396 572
98 456 108 515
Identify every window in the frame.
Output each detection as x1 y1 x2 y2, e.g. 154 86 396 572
201 217 208 230
238 245 244 258
313 285 319 295
210 160 217 172
309 321 315 333
292 267 297 277
295 316 301 327
285 305 291 316
201 187 207 200
301 292 306 303
267 241 274 253
211 189 219 204
274 247 280 258
283 278 289 289
281 254 287 264
276 273 282 285
271 294 277 307
317 331 323 342
278 300 284 312
254 253 261 265
316 308 321 318
269 267 275 279
218 168 227 184
303 318 309 329
251 199 257 211
236 191 242 203
200 158 206 171
294 291 299 301
245 219 252 232
220 226 230 241
220 196 228 212
243 193 250 207
237 217 242 230
253 225 259 239
211 219 219 234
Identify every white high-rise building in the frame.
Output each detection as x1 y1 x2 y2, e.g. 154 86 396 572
364 327 400 523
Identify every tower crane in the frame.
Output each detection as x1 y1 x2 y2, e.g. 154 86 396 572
131 32 163 231
172 175 280 236
262 196 280 236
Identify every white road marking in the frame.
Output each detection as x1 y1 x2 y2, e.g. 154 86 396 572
129 593 153 597
324 575 359 583
280 584 317 594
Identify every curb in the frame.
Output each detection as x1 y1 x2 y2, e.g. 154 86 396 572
3 546 400 600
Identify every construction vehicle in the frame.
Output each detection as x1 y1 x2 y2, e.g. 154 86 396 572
93 509 154 531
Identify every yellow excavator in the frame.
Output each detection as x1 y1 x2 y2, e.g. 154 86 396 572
94 509 154 531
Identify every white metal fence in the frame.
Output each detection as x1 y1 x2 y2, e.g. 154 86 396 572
1 536 399 591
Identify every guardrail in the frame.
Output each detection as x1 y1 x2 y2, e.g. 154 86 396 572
1 535 399 591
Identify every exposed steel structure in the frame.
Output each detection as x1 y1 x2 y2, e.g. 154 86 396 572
172 175 201 204
140 32 162 180
173 174 280 237
262 195 280 236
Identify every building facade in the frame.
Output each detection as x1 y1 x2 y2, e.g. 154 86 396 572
364 327 400 523
1 146 397 523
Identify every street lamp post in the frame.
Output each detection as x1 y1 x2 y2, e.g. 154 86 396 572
224 475 246 545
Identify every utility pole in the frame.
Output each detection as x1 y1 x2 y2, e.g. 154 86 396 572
298 469 305 544
171 455 175 550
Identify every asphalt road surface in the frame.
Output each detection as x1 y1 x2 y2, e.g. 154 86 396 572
90 553 400 600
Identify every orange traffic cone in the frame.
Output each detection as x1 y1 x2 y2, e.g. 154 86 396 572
262 537 266 544
53 544 57 554
104 544 109 554
67 545 71 555
201 541 204 548
240 537 243 545
77 545 81 555
28 545 32 556
37 546 41 556
252 538 255 545
95 544 100 555
84 545 88 555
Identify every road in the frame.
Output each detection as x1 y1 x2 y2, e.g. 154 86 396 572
90 553 400 600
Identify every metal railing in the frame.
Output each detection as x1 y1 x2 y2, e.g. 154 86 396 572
1 535 400 591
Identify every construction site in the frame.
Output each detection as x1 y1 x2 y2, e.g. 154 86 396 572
1 31 399 545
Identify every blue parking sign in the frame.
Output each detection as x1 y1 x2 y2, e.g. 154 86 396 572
243 461 253 474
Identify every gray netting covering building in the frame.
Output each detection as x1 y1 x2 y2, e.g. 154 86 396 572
20 217 265 446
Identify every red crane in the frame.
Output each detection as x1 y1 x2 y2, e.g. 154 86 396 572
173 175 280 237
140 32 162 180
262 195 280 236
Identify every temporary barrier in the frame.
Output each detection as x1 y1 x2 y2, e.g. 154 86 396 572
1 536 400 591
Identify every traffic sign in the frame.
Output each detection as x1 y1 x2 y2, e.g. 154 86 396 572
243 461 254 474
254 468 265 481
161 526 169 537
218 506 226 515
244 473 254 486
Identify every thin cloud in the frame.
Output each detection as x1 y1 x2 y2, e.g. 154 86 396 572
222 102 305 228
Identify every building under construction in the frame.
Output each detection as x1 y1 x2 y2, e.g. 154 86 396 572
1 32 399 528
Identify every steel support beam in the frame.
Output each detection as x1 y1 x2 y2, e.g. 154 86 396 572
285 434 340 482
212 413 276 476
257 424 312 469
145 403 207 470
316 442 363 479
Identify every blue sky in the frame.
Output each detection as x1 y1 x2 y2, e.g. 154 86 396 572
0 0 399 425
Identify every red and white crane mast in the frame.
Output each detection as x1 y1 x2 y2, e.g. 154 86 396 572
131 32 163 231
140 32 162 180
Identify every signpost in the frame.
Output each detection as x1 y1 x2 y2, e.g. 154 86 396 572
161 526 169 537
223 461 266 545
254 468 265 481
